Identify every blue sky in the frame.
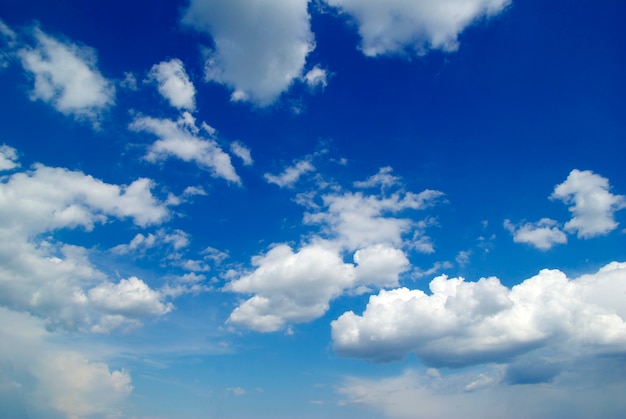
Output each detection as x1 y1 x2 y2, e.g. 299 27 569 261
1 0 625 417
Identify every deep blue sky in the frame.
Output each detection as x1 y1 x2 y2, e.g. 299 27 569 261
1 1 625 418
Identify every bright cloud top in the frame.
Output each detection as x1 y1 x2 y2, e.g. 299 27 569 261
182 0 314 105
551 169 626 238
0 158 173 332
131 111 241 184
332 262 626 365
227 170 441 332
148 58 196 110
503 218 567 250
17 26 114 123
326 0 511 56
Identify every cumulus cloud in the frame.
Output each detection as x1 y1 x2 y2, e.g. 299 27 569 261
226 241 409 332
0 308 132 418
0 144 19 171
264 159 315 188
130 112 241 184
227 169 441 332
182 0 314 105
503 218 567 250
551 169 626 238
325 0 511 56
0 158 173 332
304 187 444 250
17 27 114 123
230 140 254 166
148 58 196 110
332 261 626 365
302 65 328 89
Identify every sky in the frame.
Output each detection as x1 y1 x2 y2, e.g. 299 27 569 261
0 0 625 418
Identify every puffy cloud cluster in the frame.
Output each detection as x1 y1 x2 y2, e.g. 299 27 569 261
182 0 314 106
0 156 173 332
227 169 443 332
503 218 567 250
130 111 241 184
506 169 625 250
552 169 626 238
148 58 196 110
325 0 511 56
0 144 19 171
332 261 626 365
17 26 114 123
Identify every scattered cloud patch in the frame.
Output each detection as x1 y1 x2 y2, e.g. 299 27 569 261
302 65 328 89
551 169 626 238
230 141 254 166
182 0 314 106
17 27 114 124
130 112 241 184
325 0 511 56
0 144 19 171
264 159 315 188
503 218 567 250
148 58 196 110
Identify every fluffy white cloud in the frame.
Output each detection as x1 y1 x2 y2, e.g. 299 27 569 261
227 241 410 332
325 0 511 56
182 0 314 105
302 65 328 89
228 170 442 332
551 169 626 238
230 141 254 166
304 188 444 250
131 112 241 184
0 308 132 418
0 144 19 171
353 166 400 189
17 27 114 123
148 58 196 110
88 277 173 318
332 262 626 365
264 159 315 188
0 158 173 332
503 218 567 250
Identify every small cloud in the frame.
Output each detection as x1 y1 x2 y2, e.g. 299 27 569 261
504 218 567 251
230 141 253 166
264 159 315 188
227 387 246 396
302 65 328 89
147 58 196 110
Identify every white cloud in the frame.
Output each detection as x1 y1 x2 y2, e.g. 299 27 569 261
264 159 315 188
226 241 410 332
551 169 626 238
326 0 510 56
353 166 400 189
130 112 241 184
302 65 328 89
17 27 114 123
0 144 19 171
503 218 567 250
182 0 314 106
332 261 626 365
0 307 132 418
227 169 443 332
304 188 444 250
111 228 190 255
88 277 173 319
230 141 254 166
148 58 196 110
0 158 173 332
